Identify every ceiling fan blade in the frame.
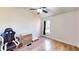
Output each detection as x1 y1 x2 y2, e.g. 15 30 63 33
43 10 48 13
42 7 46 8
30 8 36 10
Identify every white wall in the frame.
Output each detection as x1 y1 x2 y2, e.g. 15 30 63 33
51 10 78 39
43 10 79 45
0 7 41 40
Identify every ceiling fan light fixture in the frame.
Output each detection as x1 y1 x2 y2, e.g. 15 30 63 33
37 9 42 13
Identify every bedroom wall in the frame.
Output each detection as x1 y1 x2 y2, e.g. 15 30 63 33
43 10 79 44
50 10 78 40
0 7 41 40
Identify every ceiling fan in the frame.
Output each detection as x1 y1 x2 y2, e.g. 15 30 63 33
29 7 48 14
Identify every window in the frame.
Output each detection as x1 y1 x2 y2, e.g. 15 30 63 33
45 20 50 34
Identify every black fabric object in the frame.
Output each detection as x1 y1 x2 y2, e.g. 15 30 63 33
1 28 15 44
43 21 46 35
7 42 16 51
1 28 16 51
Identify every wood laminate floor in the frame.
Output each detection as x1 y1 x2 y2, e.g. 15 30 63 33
14 37 79 51
14 37 57 51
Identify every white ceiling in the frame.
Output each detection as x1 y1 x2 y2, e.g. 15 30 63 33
17 7 79 18
40 7 79 17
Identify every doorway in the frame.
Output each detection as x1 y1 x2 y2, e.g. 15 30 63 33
43 20 50 35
